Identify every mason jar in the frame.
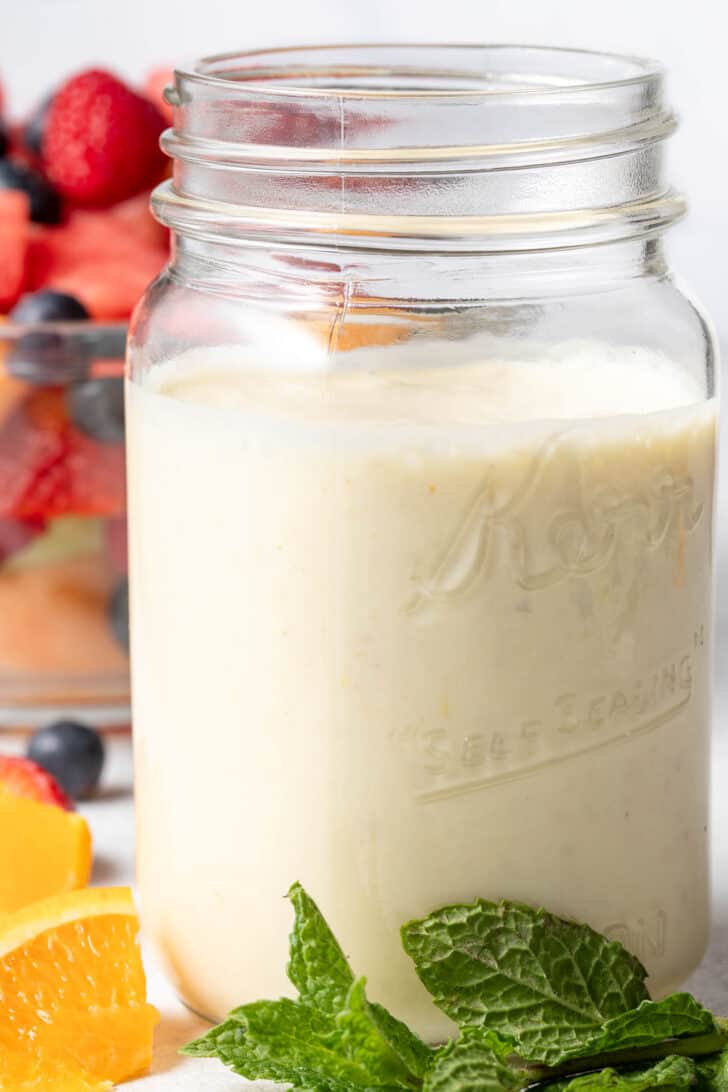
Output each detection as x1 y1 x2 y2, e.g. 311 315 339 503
127 45 718 1041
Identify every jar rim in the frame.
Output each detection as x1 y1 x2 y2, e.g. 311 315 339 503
172 43 664 102
159 43 682 252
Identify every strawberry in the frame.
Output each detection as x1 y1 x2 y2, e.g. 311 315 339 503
0 755 72 809
42 69 166 208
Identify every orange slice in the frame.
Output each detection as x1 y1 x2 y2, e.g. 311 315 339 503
0 886 159 1090
0 788 91 912
308 316 415 352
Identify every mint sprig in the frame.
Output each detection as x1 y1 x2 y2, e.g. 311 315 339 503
183 883 431 1090
184 886 727 1092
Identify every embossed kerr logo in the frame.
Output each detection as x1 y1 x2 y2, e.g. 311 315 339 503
404 433 703 617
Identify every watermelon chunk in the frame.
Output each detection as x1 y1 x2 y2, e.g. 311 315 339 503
51 254 164 320
24 208 167 319
0 190 30 311
143 67 175 124
111 192 169 250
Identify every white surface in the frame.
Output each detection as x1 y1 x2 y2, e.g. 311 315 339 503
72 726 728 1091
4 0 728 346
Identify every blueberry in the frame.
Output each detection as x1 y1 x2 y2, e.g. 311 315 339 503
0 159 61 224
10 290 89 324
68 378 125 444
7 331 89 386
23 95 53 157
109 578 129 652
8 292 91 385
27 720 105 800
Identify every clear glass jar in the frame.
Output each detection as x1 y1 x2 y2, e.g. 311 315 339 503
127 46 718 1041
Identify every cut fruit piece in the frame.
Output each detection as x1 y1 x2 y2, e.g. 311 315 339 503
105 516 128 573
0 387 68 520
23 223 54 290
21 208 168 319
6 515 103 571
0 788 91 911
0 553 129 674
29 209 150 269
308 316 421 352
0 189 30 311
0 756 72 810
0 515 45 562
0 886 159 1090
143 66 175 124
0 388 126 520
51 252 165 320
111 191 169 249
0 370 29 430
67 426 127 514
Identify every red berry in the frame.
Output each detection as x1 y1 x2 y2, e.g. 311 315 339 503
0 755 73 809
42 69 166 208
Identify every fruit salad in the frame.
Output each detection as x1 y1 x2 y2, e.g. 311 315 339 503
0 66 172 725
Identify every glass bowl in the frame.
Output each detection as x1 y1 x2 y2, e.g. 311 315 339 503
0 320 129 730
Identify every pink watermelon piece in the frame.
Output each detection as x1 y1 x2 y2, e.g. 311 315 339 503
24 209 167 319
0 190 30 311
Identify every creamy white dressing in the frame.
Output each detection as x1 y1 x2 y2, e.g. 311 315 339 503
128 341 714 1041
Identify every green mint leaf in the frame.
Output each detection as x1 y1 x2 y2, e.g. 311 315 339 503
696 1046 728 1092
336 978 422 1086
183 997 401 1090
287 881 355 1015
423 1029 527 1092
553 997 720 1067
401 899 649 1063
546 1055 699 1092
367 998 435 1079
181 1022 226 1058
